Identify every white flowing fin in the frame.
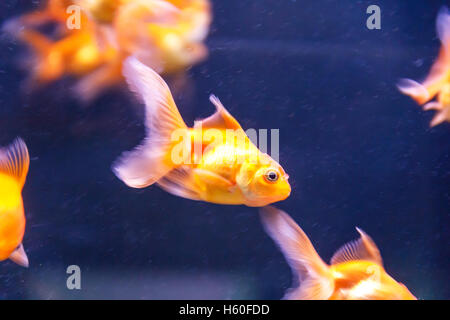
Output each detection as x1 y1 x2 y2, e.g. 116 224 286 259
0 138 30 189
9 244 29 268
157 166 201 200
113 57 188 188
330 227 383 266
260 206 334 300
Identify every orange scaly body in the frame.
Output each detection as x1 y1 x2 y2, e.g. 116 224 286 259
0 139 30 267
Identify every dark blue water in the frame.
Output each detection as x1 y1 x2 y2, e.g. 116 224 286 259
0 0 448 299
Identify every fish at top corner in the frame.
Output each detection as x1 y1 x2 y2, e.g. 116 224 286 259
112 56 291 207
397 6 450 127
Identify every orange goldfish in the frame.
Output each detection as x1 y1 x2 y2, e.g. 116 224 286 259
0 138 30 267
112 0 211 73
4 0 211 101
113 57 291 206
398 7 450 127
260 206 417 300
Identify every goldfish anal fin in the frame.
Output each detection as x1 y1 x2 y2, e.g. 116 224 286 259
260 206 333 300
197 95 243 131
192 168 234 191
157 166 201 201
0 138 30 189
9 244 29 268
330 227 383 266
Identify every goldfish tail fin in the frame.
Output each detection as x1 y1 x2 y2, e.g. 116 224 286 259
260 206 334 300
113 57 188 188
0 138 30 189
9 244 29 268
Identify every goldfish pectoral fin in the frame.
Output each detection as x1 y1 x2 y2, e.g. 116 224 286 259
430 111 448 127
330 227 383 266
423 101 442 111
0 138 30 189
192 169 234 190
260 206 331 285
9 244 29 268
197 95 242 130
283 277 334 300
397 78 430 104
114 57 189 188
157 167 202 201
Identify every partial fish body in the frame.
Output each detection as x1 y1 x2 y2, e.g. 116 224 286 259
4 0 211 100
398 7 450 126
0 139 30 267
113 57 291 207
260 206 417 300
113 0 211 73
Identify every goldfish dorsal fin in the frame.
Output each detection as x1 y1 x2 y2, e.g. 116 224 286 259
0 138 30 189
330 227 383 266
197 95 242 130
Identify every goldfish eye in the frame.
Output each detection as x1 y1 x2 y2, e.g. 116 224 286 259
264 169 279 183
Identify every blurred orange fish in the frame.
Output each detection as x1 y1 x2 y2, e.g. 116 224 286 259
398 7 450 127
4 0 211 100
260 206 417 300
113 57 291 206
0 138 30 267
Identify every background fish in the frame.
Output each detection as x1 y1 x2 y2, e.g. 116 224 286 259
398 6 450 127
260 206 417 300
3 0 212 101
